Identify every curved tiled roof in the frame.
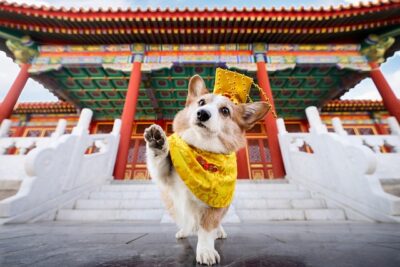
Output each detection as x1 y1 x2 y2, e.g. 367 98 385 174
0 0 396 13
321 99 386 112
13 101 77 114
12 100 387 114
0 0 399 44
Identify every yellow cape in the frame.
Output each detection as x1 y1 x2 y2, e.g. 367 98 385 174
168 133 237 208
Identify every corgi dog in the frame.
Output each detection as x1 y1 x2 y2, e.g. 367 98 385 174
144 74 269 266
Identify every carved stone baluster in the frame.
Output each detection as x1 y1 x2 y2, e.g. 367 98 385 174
305 106 328 134
51 119 67 139
0 119 12 138
332 117 348 136
276 118 288 134
387 117 400 136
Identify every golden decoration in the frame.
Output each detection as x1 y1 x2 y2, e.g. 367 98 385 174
213 68 276 117
168 133 237 208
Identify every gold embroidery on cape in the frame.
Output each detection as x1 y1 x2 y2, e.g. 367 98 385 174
168 133 237 208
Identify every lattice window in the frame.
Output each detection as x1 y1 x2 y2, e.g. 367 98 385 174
136 140 147 164
248 139 261 163
358 128 374 135
127 142 135 163
263 139 272 162
43 130 53 137
26 130 41 137
344 128 356 135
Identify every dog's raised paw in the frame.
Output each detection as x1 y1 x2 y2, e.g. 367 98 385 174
144 124 167 150
196 248 220 266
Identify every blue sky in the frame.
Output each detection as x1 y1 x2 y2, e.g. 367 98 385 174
0 0 399 102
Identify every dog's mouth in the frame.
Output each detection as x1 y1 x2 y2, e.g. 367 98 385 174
196 122 207 129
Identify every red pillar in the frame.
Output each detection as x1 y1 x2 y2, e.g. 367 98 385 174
256 57 286 178
14 123 27 137
236 148 250 179
369 62 400 122
113 60 142 179
0 64 30 123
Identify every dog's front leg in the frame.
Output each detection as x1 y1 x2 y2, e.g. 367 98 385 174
196 226 220 266
144 124 172 185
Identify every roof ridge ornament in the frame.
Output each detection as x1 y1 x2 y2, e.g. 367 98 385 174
0 32 38 64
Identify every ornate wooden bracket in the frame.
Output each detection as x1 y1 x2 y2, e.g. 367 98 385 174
4 35 38 64
361 34 395 63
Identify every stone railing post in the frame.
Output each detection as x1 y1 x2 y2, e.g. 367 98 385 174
332 117 348 136
387 117 400 136
276 118 288 134
305 106 327 134
0 119 12 138
51 119 67 139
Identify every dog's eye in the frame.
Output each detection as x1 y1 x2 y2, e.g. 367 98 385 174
198 99 206 106
220 107 230 117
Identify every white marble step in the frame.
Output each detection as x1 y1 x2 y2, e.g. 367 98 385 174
77 198 325 210
56 181 348 222
235 183 298 191
237 209 346 221
101 184 158 192
89 190 310 200
234 190 311 199
89 191 161 200
233 199 326 209
57 208 345 222
75 199 163 209
57 209 164 221
101 183 298 192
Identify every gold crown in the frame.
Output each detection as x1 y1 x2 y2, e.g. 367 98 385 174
213 68 253 104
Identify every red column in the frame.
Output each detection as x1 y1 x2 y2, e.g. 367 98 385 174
14 124 26 137
236 147 250 179
0 64 30 123
369 62 400 122
256 57 286 178
113 60 142 179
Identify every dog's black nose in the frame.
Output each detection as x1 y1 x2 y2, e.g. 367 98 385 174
197 109 211 122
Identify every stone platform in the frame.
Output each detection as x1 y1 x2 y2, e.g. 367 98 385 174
1 222 400 267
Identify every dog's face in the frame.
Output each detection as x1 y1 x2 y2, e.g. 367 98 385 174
173 74 270 154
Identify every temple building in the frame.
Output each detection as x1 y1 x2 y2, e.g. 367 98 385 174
0 0 399 223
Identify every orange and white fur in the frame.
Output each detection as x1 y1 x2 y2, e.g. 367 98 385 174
144 74 269 265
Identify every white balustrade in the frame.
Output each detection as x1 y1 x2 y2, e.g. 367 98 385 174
0 119 67 156
0 109 121 223
278 107 400 222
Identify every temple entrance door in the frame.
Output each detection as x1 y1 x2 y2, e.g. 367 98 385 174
125 137 148 179
247 137 273 179
244 122 273 179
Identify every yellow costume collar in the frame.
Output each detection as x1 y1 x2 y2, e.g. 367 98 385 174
168 133 237 208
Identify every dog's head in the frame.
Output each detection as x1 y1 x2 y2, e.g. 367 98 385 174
173 74 270 154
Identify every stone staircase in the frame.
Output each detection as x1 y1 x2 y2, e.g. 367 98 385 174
233 182 346 221
56 181 347 222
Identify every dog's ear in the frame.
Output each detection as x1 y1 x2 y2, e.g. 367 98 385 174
186 75 208 106
237 102 270 130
